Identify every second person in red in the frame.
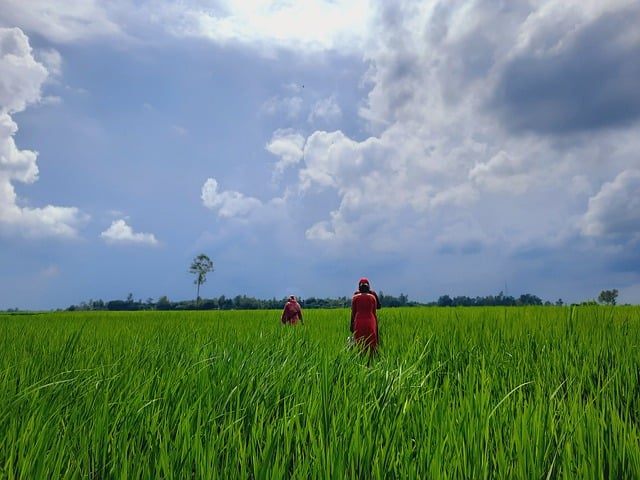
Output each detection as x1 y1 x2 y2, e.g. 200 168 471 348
281 295 304 325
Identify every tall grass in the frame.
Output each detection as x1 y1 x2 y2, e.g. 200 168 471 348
1 306 639 478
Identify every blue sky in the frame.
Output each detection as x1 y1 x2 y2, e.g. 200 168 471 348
1 0 639 310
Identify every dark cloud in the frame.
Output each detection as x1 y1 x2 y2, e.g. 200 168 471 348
491 7 640 135
608 244 640 274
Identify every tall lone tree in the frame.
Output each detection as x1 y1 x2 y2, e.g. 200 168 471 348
190 254 214 304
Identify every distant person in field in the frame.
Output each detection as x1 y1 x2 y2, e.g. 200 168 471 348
350 278 380 355
281 295 304 325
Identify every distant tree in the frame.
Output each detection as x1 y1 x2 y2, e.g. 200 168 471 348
518 293 542 306
157 295 172 310
217 295 234 310
190 254 214 304
580 300 598 306
107 299 128 311
453 295 474 307
598 289 618 305
437 295 453 307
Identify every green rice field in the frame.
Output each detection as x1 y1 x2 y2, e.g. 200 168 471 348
1 306 640 478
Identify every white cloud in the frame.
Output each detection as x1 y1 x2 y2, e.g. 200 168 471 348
0 28 86 239
291 1 640 257
266 129 305 176
305 220 336 241
469 151 532 194
0 28 48 114
171 0 373 53
35 48 62 78
0 113 39 183
201 178 262 218
0 0 123 43
0 190 85 239
100 219 159 246
580 170 640 240
308 96 342 124
299 130 388 193
1 0 372 54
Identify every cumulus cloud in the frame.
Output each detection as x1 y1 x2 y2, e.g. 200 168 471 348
201 178 262 218
290 1 640 256
299 130 387 193
0 28 48 113
0 189 85 239
180 1 640 265
100 219 159 246
0 113 39 183
0 28 86 239
580 170 640 240
266 129 305 176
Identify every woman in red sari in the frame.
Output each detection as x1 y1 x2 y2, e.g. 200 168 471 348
281 295 304 325
350 278 379 355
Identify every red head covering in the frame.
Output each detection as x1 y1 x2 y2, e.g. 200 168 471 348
359 277 369 286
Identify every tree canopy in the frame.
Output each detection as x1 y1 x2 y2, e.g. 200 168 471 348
598 289 618 305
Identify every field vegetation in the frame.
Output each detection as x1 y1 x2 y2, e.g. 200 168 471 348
1 306 640 478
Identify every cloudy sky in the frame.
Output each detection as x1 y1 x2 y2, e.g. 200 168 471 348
1 0 639 310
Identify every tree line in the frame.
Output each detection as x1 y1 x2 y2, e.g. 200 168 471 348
65 292 417 312
61 289 622 312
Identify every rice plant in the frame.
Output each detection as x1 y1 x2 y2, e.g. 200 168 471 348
1 305 639 478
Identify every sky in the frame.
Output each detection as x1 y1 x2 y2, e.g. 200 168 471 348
1 0 639 310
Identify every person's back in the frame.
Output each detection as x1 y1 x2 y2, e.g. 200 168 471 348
351 279 378 352
352 292 377 322
281 295 303 325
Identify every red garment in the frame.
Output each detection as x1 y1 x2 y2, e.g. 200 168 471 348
281 300 303 325
351 292 378 351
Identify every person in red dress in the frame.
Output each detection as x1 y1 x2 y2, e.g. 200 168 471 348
281 295 304 325
350 278 380 355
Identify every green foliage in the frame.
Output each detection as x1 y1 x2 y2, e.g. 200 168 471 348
65 291 555 312
2 306 640 478
436 292 543 307
598 289 619 305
